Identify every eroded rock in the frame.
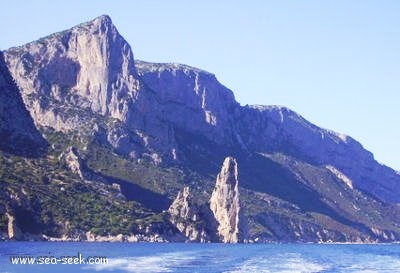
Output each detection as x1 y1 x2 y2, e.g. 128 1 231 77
210 157 247 243
168 187 213 242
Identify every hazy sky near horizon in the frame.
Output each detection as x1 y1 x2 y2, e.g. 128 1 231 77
1 1 399 170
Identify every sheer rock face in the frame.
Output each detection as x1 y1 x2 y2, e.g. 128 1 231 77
137 65 400 203
3 16 239 163
237 105 400 203
210 157 247 243
168 187 212 242
3 15 172 162
135 61 239 145
4 15 139 122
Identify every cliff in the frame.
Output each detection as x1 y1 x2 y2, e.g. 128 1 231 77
1 15 400 242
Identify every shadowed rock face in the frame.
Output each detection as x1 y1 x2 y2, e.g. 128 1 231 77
210 157 247 243
237 105 400 203
0 51 47 156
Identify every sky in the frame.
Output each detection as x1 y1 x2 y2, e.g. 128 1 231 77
1 1 399 170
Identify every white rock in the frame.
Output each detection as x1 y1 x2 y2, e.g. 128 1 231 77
210 157 247 243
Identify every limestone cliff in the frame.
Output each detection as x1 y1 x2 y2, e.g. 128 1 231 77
4 15 400 203
137 62 400 204
210 157 247 243
4 15 139 121
3 15 170 163
2 15 400 242
237 105 400 203
136 61 238 145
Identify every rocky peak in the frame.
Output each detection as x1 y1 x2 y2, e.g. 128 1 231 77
210 157 247 243
3 16 176 164
168 187 213 242
88 14 113 28
60 147 87 180
168 187 195 221
74 14 116 40
4 15 139 123
216 157 239 187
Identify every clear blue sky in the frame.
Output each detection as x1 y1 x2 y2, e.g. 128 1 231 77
1 1 399 170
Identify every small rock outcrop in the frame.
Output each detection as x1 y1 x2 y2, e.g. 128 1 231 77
60 146 89 180
168 187 211 242
210 157 247 243
6 212 23 240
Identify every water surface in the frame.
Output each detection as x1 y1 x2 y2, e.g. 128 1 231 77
1 242 400 272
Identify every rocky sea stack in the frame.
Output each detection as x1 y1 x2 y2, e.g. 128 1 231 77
1 15 400 243
210 157 247 243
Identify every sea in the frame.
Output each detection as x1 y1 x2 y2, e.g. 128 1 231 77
1 242 400 273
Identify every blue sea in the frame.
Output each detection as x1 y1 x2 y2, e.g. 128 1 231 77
1 242 400 273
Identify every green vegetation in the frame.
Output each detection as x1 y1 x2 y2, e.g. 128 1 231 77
2 119 400 242
0 124 216 239
0 128 175 237
0 212 7 233
85 143 184 196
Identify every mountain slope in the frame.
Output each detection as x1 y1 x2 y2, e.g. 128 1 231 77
1 15 400 242
0 51 47 156
135 60 400 203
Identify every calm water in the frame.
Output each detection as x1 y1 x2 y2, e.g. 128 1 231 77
1 242 400 273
